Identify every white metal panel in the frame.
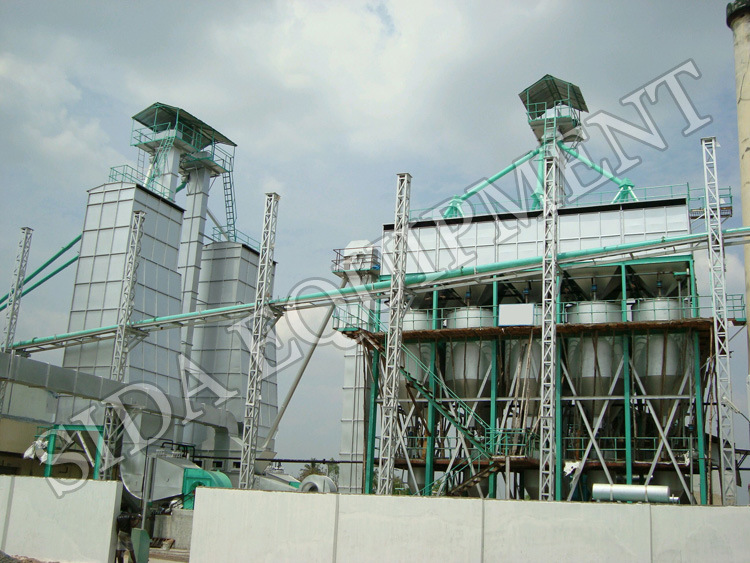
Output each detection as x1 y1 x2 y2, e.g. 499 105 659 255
381 202 691 275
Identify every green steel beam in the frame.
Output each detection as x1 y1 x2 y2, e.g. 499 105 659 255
44 432 56 478
364 349 380 495
424 289 439 494
489 281 499 499
557 142 637 203
531 153 545 211
400 367 489 454
693 333 707 505
43 424 104 479
0 255 79 313
688 255 707 504
443 149 540 218
555 275 563 501
621 264 633 484
0 234 81 306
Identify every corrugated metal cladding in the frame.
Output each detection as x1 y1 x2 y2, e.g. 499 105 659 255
59 183 183 423
192 242 278 453
380 202 690 275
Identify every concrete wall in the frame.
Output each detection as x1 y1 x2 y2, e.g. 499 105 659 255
154 508 194 550
0 476 121 563
191 489 750 562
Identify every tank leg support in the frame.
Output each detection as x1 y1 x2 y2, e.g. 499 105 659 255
365 349 380 494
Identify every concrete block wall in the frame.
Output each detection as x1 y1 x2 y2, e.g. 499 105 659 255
154 508 194 550
191 488 750 562
0 476 121 563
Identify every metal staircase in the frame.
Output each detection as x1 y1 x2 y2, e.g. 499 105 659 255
222 164 237 242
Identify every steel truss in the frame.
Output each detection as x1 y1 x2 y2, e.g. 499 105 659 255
702 137 736 505
539 116 561 501
378 173 411 495
100 211 145 480
239 192 280 490
0 227 33 413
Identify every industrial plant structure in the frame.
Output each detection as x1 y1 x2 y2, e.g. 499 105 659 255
0 9 749 547
0 103 284 502
333 75 747 506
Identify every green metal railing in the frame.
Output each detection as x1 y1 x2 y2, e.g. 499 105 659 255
109 164 171 200
132 121 234 171
210 226 261 251
333 294 746 334
563 435 692 460
411 182 702 221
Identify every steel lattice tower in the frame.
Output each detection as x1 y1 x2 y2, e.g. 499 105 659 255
100 210 145 480
701 137 736 505
0 227 33 413
377 173 411 495
538 121 561 501
239 192 281 490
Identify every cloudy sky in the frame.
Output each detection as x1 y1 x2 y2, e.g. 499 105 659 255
1 1 748 480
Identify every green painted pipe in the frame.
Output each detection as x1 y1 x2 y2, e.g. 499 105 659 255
174 180 188 194
13 226 750 350
557 142 633 191
0 255 79 313
0 234 81 306
443 148 540 218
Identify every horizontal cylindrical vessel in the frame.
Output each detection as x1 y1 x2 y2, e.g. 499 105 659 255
591 483 678 503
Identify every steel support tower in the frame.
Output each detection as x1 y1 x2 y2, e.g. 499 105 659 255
100 211 145 480
377 173 411 495
701 137 736 505
0 227 33 413
539 120 561 501
239 192 281 490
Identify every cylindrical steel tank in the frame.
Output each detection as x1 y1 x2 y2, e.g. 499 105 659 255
632 298 692 428
399 310 432 469
445 307 495 424
566 302 624 420
444 307 496 497
398 310 432 405
505 338 542 420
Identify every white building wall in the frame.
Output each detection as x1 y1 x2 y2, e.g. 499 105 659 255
190 488 750 563
0 476 122 563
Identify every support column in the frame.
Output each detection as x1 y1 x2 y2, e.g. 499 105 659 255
377 173 412 495
621 264 633 484
365 350 380 494
489 281 499 499
689 255 708 504
424 289 439 494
